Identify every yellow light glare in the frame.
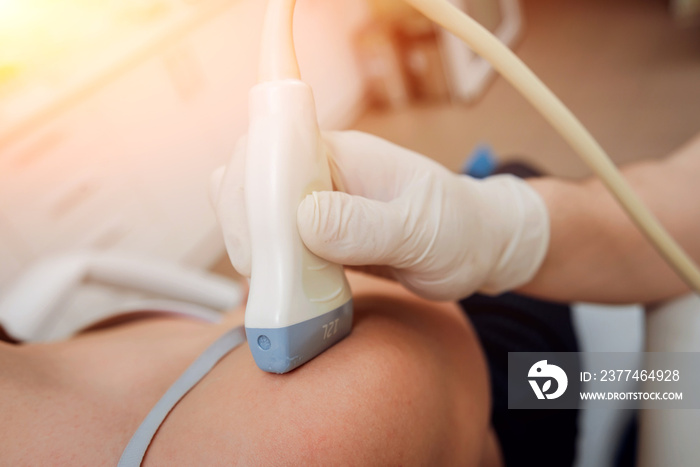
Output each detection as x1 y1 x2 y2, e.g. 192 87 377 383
0 0 114 73
0 0 35 29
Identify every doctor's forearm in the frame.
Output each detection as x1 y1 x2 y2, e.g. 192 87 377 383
518 136 700 304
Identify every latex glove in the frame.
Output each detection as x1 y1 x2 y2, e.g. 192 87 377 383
211 131 549 300
210 137 251 277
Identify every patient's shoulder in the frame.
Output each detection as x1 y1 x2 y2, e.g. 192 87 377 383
147 278 491 465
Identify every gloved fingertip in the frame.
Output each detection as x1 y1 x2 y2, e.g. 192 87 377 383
297 191 324 236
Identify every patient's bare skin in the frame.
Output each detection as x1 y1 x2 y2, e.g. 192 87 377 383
0 273 500 466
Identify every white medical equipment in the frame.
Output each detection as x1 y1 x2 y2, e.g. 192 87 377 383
241 78 354 374
236 0 353 374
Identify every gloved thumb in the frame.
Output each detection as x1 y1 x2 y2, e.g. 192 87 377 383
297 191 406 267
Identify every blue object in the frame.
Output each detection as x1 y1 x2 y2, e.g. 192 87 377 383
463 144 498 178
119 326 247 467
247 299 354 374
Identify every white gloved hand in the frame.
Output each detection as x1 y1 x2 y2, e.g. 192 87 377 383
211 131 549 300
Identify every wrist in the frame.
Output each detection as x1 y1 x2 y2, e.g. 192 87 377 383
475 175 550 295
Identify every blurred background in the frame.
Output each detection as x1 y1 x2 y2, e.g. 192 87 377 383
0 0 698 281
1 0 699 284
0 0 699 465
